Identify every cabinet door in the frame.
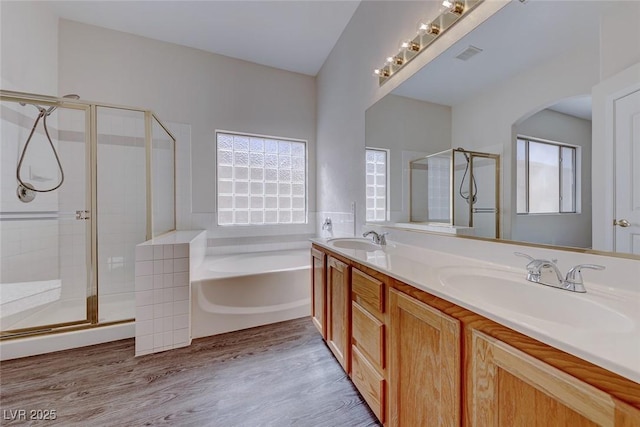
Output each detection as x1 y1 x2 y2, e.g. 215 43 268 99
310 248 326 338
326 256 350 373
389 288 461 427
470 330 640 427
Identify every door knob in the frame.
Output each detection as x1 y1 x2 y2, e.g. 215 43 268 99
614 219 631 227
75 210 91 220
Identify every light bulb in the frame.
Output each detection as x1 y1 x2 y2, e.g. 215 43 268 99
386 56 404 66
373 67 390 78
444 0 464 15
420 22 440 35
402 40 420 52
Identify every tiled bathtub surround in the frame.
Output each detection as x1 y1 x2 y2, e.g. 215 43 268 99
134 230 206 356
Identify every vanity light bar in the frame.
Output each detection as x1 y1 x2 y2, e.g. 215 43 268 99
373 0 483 85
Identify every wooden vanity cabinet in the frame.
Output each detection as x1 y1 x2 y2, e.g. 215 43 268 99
326 256 351 373
469 330 640 427
388 288 461 427
310 245 640 427
351 267 387 423
310 248 326 338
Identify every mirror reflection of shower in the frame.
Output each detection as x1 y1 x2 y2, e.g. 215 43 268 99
409 148 500 238
16 94 80 202
457 147 477 205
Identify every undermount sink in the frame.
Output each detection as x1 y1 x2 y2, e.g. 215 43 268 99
437 267 634 334
327 238 380 251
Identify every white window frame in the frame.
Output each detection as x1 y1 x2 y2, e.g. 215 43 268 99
216 130 308 226
516 135 579 215
365 147 390 222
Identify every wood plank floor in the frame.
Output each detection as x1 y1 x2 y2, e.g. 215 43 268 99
0 317 380 426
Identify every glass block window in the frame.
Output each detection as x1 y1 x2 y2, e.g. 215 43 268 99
516 136 577 214
366 148 389 222
217 131 307 225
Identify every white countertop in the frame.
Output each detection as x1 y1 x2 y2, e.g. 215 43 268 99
311 237 640 384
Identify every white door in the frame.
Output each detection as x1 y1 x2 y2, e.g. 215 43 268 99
614 89 640 254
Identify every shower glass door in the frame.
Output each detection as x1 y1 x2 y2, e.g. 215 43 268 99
96 107 146 323
2 90 176 339
0 97 92 335
470 154 499 239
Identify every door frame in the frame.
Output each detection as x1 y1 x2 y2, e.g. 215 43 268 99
591 62 640 252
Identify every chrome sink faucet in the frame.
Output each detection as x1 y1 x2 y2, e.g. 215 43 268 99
515 252 605 293
363 230 388 245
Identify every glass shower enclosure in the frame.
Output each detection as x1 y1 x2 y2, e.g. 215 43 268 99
0 90 176 339
409 148 500 238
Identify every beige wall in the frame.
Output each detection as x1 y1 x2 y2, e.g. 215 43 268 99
58 19 317 239
600 1 640 80
365 94 451 221
0 1 58 93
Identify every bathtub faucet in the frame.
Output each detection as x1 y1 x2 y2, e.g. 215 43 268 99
363 230 388 246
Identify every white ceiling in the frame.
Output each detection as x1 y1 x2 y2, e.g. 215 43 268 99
548 96 593 121
393 1 616 111
44 0 361 76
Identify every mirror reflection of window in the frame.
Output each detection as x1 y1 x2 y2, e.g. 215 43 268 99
365 148 389 222
516 137 577 214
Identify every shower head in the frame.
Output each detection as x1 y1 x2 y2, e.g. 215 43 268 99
457 147 471 162
45 94 80 115
20 94 81 116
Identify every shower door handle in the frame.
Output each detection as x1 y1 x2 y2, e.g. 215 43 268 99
75 210 91 220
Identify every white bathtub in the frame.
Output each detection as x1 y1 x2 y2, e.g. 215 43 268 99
191 249 311 338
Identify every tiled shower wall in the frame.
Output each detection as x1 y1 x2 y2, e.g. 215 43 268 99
0 103 60 284
0 102 61 329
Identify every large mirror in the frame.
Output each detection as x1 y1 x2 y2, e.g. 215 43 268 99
365 0 640 257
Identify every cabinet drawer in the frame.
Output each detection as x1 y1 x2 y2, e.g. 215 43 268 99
352 301 385 371
352 345 386 423
352 268 384 315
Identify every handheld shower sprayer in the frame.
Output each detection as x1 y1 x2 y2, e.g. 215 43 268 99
16 94 80 203
457 147 478 205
